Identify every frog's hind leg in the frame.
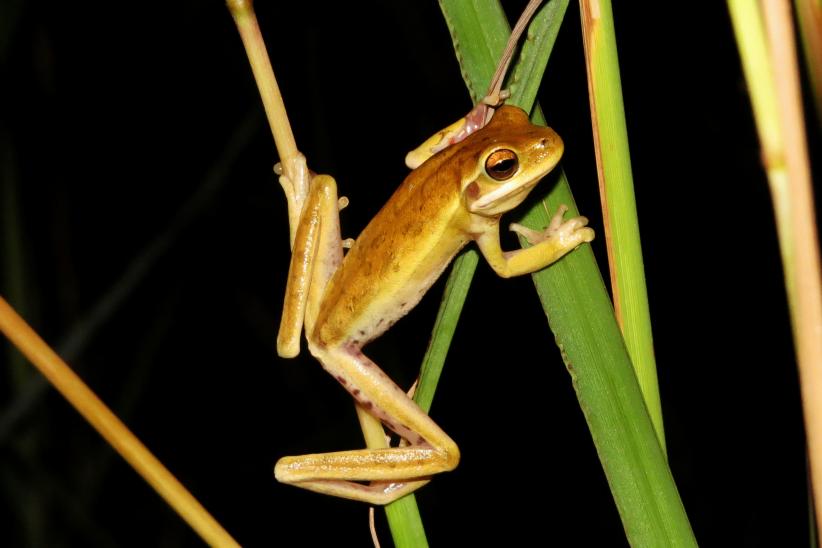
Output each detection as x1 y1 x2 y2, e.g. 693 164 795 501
274 344 459 505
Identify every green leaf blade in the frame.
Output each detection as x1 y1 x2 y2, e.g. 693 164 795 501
388 1 695 545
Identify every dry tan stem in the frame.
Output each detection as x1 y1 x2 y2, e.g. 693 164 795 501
0 297 240 548
762 0 822 534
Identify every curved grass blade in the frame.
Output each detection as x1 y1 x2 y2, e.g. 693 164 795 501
411 0 696 545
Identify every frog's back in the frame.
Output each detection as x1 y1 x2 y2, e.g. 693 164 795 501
314 145 475 347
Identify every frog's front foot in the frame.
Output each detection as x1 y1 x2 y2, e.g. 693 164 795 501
510 205 595 251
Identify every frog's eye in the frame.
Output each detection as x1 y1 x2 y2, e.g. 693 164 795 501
485 149 519 181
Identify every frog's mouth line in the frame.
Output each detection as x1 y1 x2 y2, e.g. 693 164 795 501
471 175 543 212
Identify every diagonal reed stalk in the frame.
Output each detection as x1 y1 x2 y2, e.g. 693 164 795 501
0 109 259 546
0 297 240 547
226 2 431 545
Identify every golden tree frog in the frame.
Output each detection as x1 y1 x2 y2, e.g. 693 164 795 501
273 104 594 504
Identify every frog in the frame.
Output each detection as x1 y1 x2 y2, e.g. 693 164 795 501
274 104 594 505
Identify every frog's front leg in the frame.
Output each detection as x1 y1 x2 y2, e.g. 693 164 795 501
277 174 344 358
274 340 459 504
477 204 594 278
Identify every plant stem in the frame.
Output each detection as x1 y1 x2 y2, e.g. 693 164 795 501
228 3 433 544
579 0 665 452
228 0 309 245
0 297 240 548
728 0 822 536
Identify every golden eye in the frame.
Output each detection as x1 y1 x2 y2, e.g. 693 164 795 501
485 149 518 181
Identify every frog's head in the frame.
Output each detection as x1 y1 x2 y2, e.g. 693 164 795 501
461 105 564 217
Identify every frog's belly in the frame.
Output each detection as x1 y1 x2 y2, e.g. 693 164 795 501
315 231 469 348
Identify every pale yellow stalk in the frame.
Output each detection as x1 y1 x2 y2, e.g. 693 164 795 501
227 0 309 245
762 1 822 535
728 0 822 535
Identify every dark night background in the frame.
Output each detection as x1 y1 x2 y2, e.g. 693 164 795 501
1 1 818 546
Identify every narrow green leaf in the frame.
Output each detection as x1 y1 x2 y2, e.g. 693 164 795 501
415 249 479 413
582 0 666 451
518 172 695 546
507 0 568 108
436 1 509 104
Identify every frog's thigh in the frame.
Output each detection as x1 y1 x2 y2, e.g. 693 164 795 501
274 344 459 504
277 175 343 358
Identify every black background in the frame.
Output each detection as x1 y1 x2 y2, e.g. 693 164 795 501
1 1 818 546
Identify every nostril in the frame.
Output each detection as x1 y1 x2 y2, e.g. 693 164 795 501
539 138 548 148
